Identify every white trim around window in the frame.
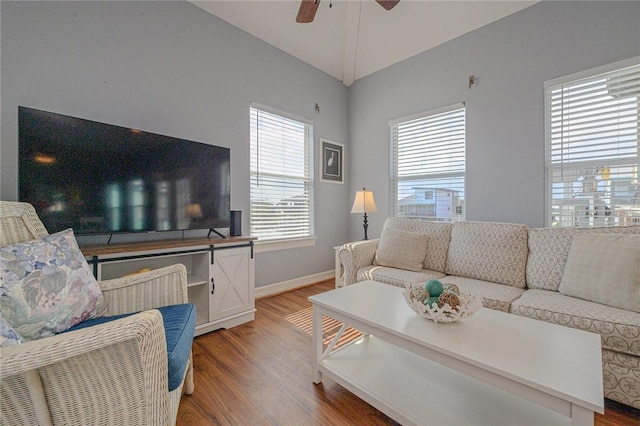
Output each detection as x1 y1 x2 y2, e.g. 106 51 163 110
544 56 640 227
389 103 466 222
253 236 318 254
249 103 315 243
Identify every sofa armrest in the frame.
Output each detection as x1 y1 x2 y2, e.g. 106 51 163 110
0 310 170 425
100 263 188 315
339 239 380 286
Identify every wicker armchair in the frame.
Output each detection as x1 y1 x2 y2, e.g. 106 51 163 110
0 201 194 425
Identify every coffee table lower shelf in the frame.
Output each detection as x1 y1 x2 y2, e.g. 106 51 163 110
318 336 570 426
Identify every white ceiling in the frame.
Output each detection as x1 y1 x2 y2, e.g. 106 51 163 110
191 1 537 86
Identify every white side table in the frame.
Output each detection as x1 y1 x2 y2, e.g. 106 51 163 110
333 245 345 288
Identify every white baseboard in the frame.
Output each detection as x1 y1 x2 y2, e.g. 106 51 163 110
255 270 334 299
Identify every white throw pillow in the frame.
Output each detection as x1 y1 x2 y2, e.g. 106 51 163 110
374 228 428 272
559 233 640 313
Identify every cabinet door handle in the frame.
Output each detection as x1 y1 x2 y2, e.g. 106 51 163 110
211 278 215 294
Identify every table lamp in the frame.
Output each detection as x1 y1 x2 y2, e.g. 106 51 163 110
351 187 377 240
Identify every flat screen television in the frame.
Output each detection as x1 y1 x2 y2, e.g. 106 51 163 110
19 107 230 236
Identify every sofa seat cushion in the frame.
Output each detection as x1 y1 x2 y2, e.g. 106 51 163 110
357 266 445 288
511 289 640 357
445 221 529 288
66 303 195 391
440 276 526 313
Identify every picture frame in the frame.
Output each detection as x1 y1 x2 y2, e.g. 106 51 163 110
319 139 344 184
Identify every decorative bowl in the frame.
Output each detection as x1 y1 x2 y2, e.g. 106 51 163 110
402 287 483 323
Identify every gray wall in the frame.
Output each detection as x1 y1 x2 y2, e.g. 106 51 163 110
0 1 350 287
3 1 640 283
348 1 640 241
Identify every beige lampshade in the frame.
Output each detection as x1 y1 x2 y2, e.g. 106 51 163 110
351 188 378 214
186 203 203 218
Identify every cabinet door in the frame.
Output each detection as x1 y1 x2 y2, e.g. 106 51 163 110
210 246 254 322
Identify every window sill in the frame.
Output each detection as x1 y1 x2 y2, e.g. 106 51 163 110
254 236 318 254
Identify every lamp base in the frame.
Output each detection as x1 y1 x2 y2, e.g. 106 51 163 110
362 213 369 240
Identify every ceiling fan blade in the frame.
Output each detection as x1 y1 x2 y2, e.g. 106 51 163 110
376 0 400 11
296 0 320 23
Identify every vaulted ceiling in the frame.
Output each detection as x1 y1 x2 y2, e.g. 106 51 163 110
191 1 537 86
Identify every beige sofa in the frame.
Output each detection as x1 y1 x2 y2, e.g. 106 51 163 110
339 217 640 409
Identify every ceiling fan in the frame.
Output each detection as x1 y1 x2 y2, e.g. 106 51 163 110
296 0 400 24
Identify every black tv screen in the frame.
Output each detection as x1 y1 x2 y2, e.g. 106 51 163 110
19 107 230 236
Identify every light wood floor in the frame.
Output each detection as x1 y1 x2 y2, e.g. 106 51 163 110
177 280 640 425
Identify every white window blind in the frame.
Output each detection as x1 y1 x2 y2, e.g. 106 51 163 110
545 58 640 227
390 104 466 221
250 104 313 241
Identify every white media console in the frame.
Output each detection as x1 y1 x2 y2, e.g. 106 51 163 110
81 236 256 335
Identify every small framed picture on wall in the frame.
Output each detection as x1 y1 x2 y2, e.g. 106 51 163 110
319 139 344 184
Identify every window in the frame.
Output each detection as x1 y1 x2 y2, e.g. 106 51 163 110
250 104 313 241
545 58 640 227
390 104 466 222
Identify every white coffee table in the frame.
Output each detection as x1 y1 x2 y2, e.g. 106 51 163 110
309 280 604 426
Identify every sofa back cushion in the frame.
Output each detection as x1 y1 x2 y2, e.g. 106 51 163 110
382 217 453 273
527 225 640 291
445 221 529 288
558 233 640 313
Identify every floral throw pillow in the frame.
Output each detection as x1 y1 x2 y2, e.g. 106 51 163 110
0 312 23 347
0 229 107 341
